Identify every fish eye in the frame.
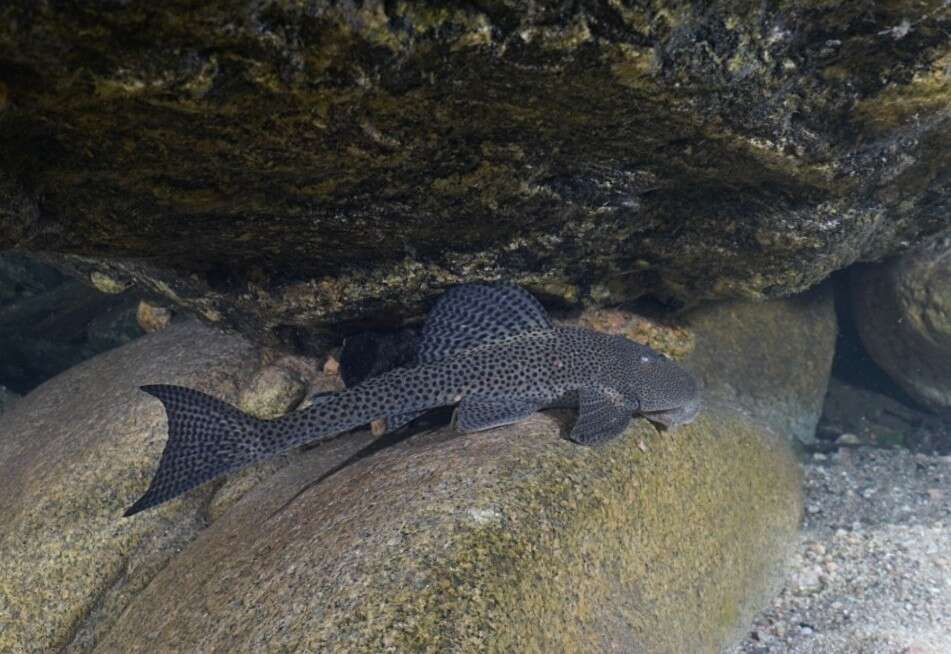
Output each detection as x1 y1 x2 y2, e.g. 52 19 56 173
639 355 651 363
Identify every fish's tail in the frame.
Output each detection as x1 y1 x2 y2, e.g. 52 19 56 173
124 384 267 516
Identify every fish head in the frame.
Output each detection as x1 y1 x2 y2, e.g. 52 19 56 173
617 339 701 429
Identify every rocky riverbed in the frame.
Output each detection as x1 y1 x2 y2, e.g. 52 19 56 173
734 445 951 654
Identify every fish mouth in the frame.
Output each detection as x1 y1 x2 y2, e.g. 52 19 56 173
642 399 701 430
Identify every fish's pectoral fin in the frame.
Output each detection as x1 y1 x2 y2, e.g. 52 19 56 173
453 396 541 433
570 387 635 445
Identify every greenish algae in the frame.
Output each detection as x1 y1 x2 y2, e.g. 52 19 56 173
382 410 801 653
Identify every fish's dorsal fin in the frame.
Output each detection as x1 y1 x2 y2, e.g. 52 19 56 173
418 283 553 363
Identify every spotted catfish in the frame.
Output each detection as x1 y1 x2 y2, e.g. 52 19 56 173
125 283 700 515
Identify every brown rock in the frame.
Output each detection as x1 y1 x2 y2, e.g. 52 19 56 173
2 3 948 346
852 235 951 414
322 354 340 376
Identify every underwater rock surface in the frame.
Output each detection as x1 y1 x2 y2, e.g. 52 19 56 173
684 283 837 445
0 319 801 653
852 235 951 415
0 253 143 393
98 407 799 654
0 1 948 346
0 322 257 653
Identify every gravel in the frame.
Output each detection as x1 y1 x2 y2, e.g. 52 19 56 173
732 446 951 654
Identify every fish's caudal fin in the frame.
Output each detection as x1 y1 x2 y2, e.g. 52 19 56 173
124 385 267 517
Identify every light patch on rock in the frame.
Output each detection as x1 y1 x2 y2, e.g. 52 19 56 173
466 507 503 525
89 271 129 294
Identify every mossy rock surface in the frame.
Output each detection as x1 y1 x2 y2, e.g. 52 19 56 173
0 322 258 653
0 2 948 347
95 405 800 654
0 309 801 653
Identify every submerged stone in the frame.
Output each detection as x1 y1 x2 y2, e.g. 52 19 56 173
0 314 801 653
0 322 258 652
683 283 837 445
0 2 947 346
852 234 951 414
95 405 800 653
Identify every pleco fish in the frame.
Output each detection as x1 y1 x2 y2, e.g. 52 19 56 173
125 283 700 516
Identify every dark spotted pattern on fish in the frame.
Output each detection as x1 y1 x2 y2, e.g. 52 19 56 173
125 283 700 516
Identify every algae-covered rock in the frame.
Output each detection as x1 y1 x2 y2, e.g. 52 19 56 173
238 363 307 420
0 321 258 653
95 405 800 654
0 2 948 347
683 283 837 445
852 234 951 414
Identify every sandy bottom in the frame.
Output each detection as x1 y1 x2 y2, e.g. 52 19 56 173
732 447 950 654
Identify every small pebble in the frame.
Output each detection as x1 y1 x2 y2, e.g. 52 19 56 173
239 365 307 419
136 300 172 332
836 432 861 445
323 355 340 375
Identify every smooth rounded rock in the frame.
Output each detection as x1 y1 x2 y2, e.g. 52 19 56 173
238 364 308 419
852 235 951 414
683 283 837 445
96 405 801 654
0 321 258 653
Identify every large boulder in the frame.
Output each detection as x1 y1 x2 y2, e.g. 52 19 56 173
682 283 837 445
0 2 948 347
0 321 259 653
0 317 801 653
852 234 951 414
96 406 799 654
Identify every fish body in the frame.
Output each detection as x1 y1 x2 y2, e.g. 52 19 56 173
126 284 700 516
